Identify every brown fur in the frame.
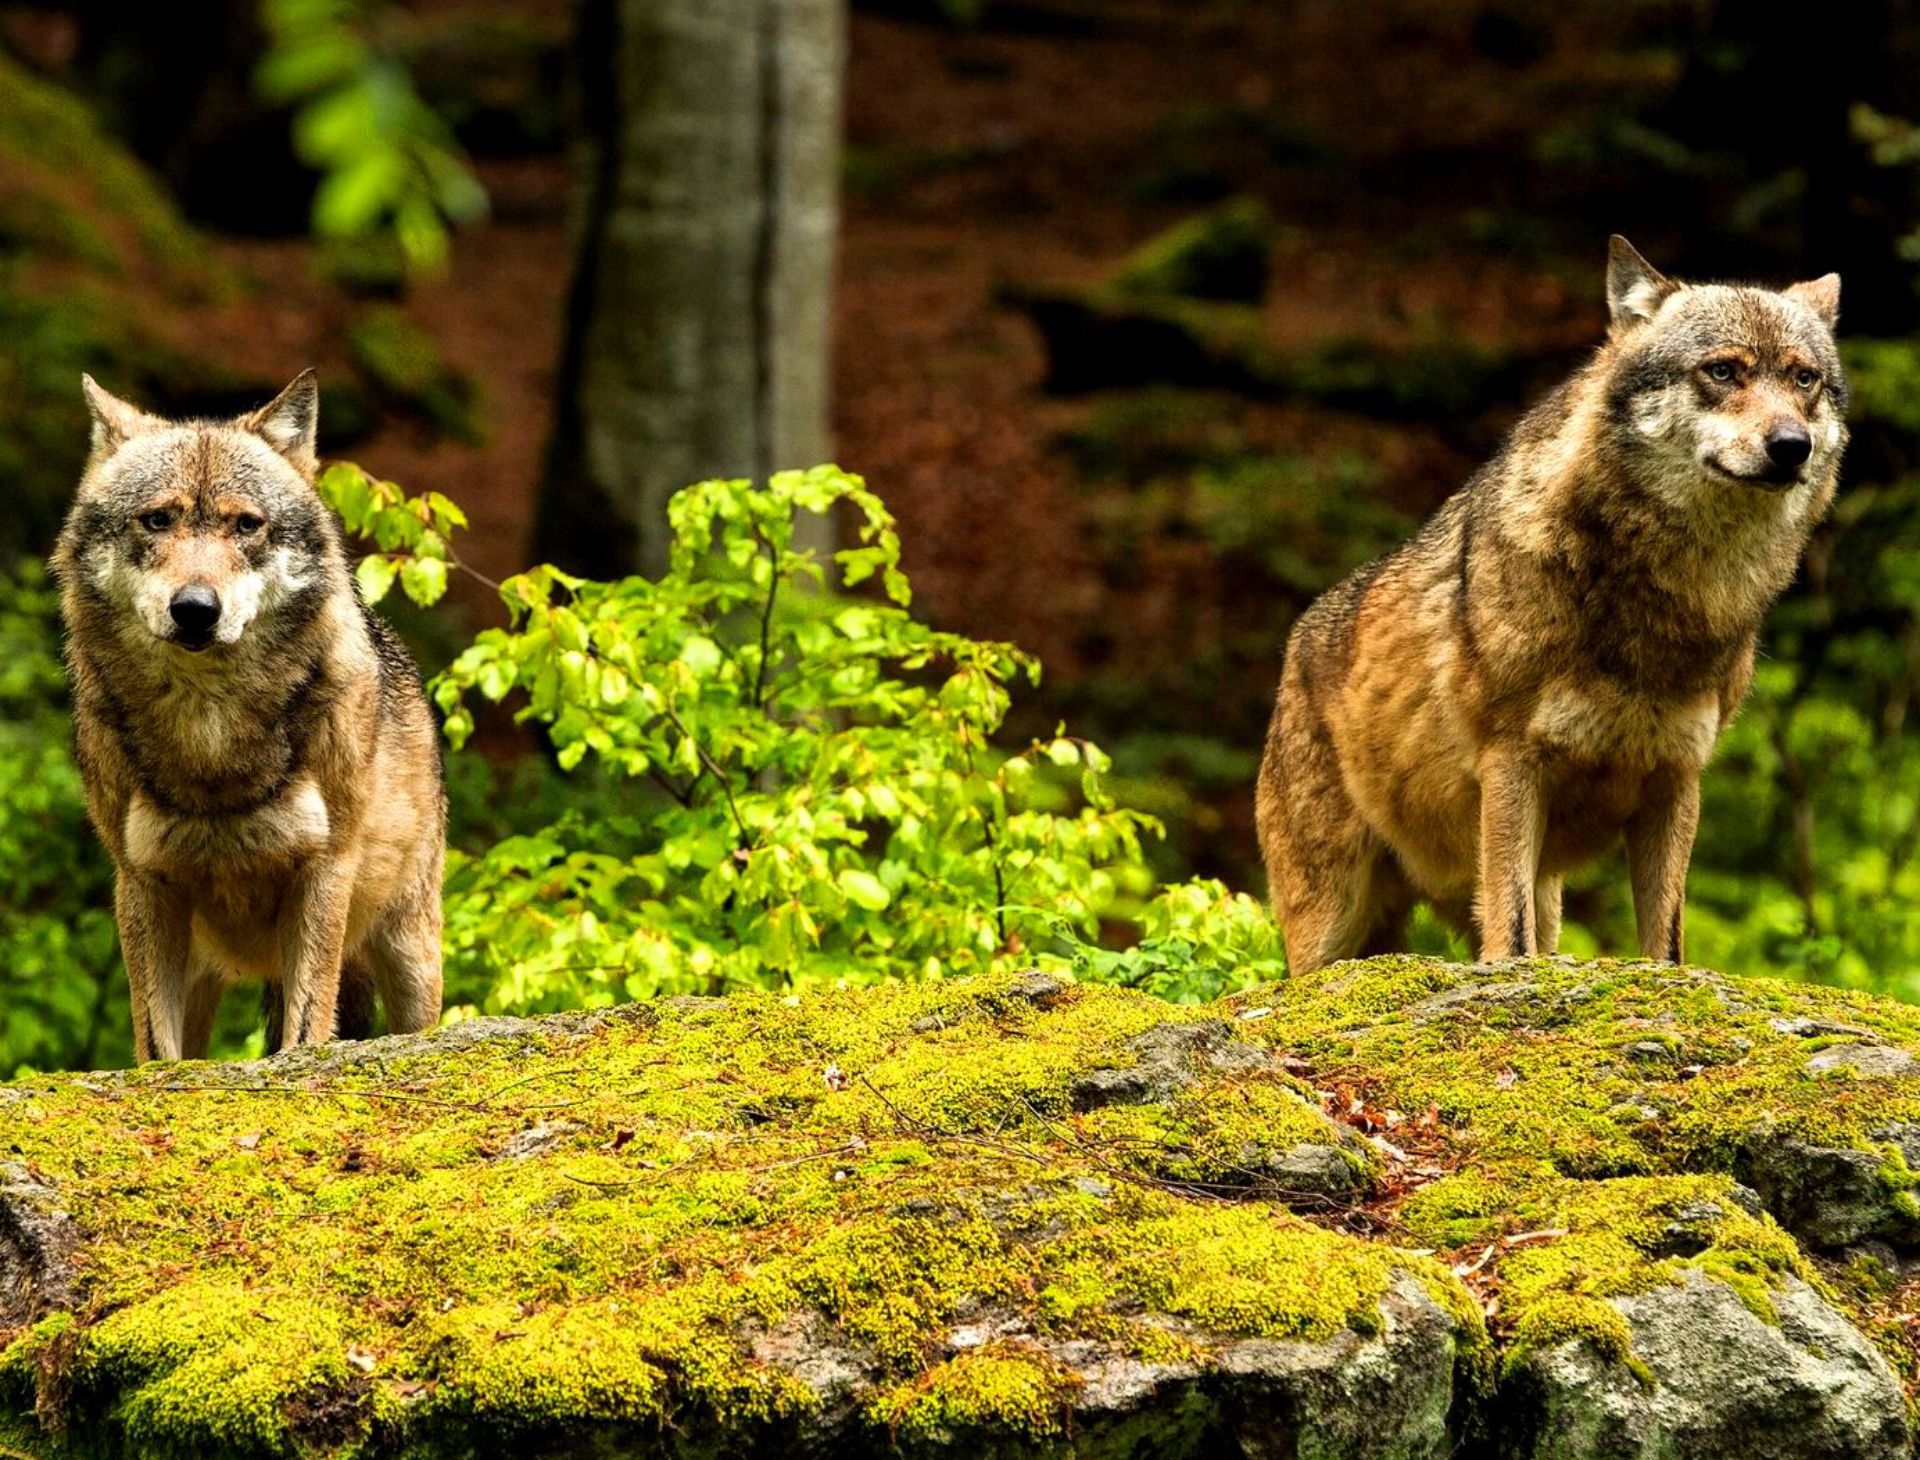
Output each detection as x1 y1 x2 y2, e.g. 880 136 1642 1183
53 373 444 1060
1257 239 1848 973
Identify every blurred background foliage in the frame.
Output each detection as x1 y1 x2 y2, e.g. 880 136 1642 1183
9 0 1920 1071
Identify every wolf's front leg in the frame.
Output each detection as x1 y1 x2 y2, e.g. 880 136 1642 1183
1626 772 1700 964
1476 749 1545 960
115 875 193 1062
275 856 356 1050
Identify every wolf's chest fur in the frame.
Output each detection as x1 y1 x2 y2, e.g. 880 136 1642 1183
92 651 334 821
123 777 331 875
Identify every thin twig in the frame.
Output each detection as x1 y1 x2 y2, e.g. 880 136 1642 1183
647 766 695 808
959 734 1009 946
153 1082 477 1110
152 1064 586 1115
473 1065 586 1108
855 1075 1050 1169
661 704 751 848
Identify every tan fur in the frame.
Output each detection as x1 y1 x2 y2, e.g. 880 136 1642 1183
55 373 445 1060
1258 239 1848 973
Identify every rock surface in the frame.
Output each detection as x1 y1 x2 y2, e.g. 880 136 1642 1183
1511 1272 1908 1460
4 958 1920 1457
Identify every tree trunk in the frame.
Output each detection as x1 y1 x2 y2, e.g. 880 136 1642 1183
539 0 845 578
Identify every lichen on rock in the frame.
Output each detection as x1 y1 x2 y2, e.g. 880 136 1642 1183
6 956 1920 1457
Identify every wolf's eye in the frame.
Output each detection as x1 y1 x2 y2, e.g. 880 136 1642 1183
138 510 173 532
1704 361 1738 383
1795 368 1820 390
233 514 265 536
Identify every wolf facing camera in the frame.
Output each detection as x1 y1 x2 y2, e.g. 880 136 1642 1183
54 372 444 1061
1258 238 1846 974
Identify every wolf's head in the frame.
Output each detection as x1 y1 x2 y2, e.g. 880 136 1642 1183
1602 236 1846 499
57 372 341 655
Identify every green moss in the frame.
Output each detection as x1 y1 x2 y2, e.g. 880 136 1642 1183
1114 1201 1402 1339
344 307 481 444
0 970 1483 1456
1401 1172 1514 1248
1227 958 1920 1385
1237 958 1920 1190
1076 1072 1374 1192
1508 1294 1647 1386
18 957 1920 1449
869 1346 1081 1445
1491 1174 1808 1378
1109 197 1275 304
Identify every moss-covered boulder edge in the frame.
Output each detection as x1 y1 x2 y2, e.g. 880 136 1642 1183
6 959 1920 1458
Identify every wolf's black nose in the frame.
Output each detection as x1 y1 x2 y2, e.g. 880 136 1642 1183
1766 424 1812 469
169 584 221 639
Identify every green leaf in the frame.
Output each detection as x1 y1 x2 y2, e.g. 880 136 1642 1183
400 555 449 607
837 869 892 912
313 147 405 237
680 636 724 675
355 554 398 605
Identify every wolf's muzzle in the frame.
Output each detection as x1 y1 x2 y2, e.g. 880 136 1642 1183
1765 423 1812 471
168 584 221 650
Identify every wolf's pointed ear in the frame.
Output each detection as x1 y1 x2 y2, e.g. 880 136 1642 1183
242 369 320 473
80 375 160 457
1785 273 1842 327
1606 235 1677 333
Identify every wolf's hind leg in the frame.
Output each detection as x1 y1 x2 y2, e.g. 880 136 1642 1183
336 954 377 1040
276 858 354 1050
1260 694 1396 974
1357 862 1417 958
1535 875 1564 955
180 966 227 1061
361 889 443 1037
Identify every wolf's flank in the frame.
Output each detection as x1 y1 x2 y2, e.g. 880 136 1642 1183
54 372 445 1061
1258 237 1847 974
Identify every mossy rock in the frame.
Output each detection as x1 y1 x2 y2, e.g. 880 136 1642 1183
1007 283 1526 416
344 306 482 445
1003 283 1281 395
0 972 1475 1459
9 959 1920 1457
1006 191 1532 416
1109 198 1275 304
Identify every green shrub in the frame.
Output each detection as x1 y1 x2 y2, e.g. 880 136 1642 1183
0 561 126 1074
330 461 1283 1015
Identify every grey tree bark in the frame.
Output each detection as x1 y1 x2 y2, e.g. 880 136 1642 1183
540 0 846 577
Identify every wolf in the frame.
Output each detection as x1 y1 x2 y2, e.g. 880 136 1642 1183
1257 237 1846 974
53 372 444 1061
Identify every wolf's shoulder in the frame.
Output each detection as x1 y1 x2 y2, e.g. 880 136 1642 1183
1286 488 1469 663
354 599 429 710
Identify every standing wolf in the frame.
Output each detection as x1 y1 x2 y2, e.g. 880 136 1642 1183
54 372 444 1060
1258 238 1846 974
